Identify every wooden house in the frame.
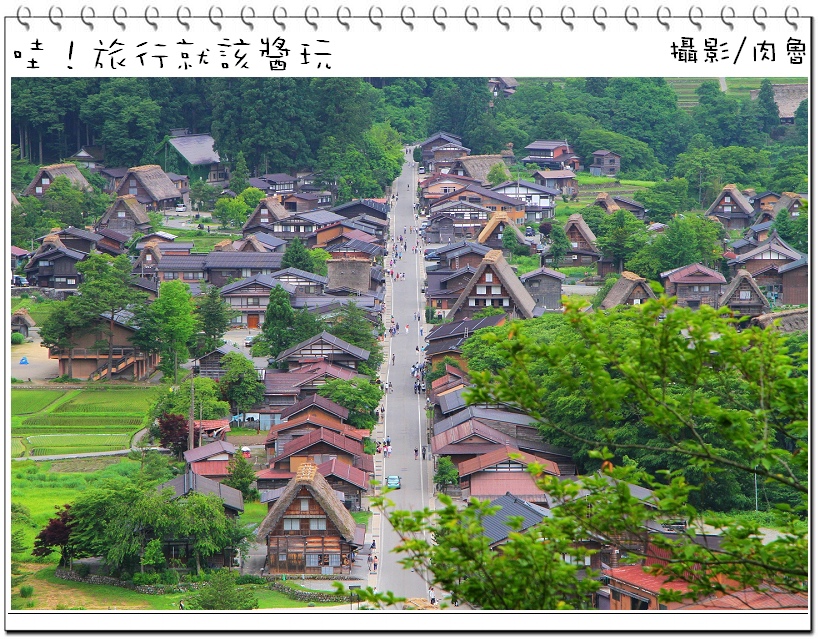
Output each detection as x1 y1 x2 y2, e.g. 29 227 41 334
116 165 182 211
447 153 515 186
95 228 129 256
203 252 285 288
38 227 102 255
275 331 370 371
604 564 691 611
270 268 328 295
279 393 350 424
23 163 92 198
96 167 129 194
316 458 370 511
331 199 390 222
718 270 770 318
660 263 726 309
165 130 228 186
476 211 535 255
429 141 471 173
66 145 105 169
519 267 566 311
11 309 36 338
424 315 505 368
555 214 602 268
532 170 579 197
283 192 332 213
264 412 360 459
10 246 31 272
432 184 526 226
48 309 159 380
419 131 463 169
771 192 804 219
270 428 374 475
447 250 538 321
705 184 755 230
434 406 545 450
778 256 808 306
419 173 482 210
748 191 781 214
198 342 253 380
425 266 479 319
457 446 561 506
95 195 152 239
255 463 365 575
220 274 292 328
599 271 657 310
24 234 86 291
260 173 297 193
590 150 621 176
155 255 207 289
260 362 361 418
183 440 237 481
431 241 492 272
425 201 491 243
521 141 580 171
491 180 558 222
480 493 551 549
488 77 519 98
592 192 648 221
242 197 291 236
725 229 803 283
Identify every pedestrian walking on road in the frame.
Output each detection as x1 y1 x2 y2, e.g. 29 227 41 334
386 436 390 446
373 556 378 572
405 324 409 334
389 381 393 393
392 353 395 365
414 447 419 459
179 600 185 610
429 588 436 605
422 446 426 460
367 554 373 570
387 445 392 457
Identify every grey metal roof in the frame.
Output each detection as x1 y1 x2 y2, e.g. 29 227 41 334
777 254 808 273
434 406 536 436
481 492 551 546
261 173 296 183
272 267 329 285
204 252 284 269
275 330 370 363
298 210 346 225
426 314 506 341
156 255 208 271
434 241 491 259
327 239 383 256
252 232 287 249
157 470 243 512
492 180 560 196
219 273 295 295
331 199 391 216
168 134 221 165
439 388 467 414
183 440 237 463
28 246 88 264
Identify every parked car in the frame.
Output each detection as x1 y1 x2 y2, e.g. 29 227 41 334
244 336 254 347
420 221 430 230
175 203 187 212
418 166 425 174
423 248 440 261
385 475 401 490
525 226 535 237
12 276 29 287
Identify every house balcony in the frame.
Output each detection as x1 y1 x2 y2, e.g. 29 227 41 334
49 346 144 360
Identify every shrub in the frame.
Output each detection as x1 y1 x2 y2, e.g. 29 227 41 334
119 571 132 582
132 572 162 586
11 377 24 383
11 332 25 345
161 569 180 585
75 563 91 577
19 585 34 598
235 574 266 585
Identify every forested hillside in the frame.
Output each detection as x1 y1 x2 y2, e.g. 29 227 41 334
11 77 807 207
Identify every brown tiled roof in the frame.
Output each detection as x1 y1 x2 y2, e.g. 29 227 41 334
457 445 560 477
604 564 691 596
275 331 370 364
279 393 350 422
681 586 808 610
660 262 726 284
263 372 314 395
190 460 231 477
317 458 371 490
255 462 359 544
125 165 182 201
272 428 368 463
532 169 577 180
264 412 354 445
467 473 548 503
255 468 295 480
600 271 657 310
286 360 362 384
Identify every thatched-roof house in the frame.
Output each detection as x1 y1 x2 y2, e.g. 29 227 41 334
96 194 152 239
718 270 769 319
23 163 92 198
11 309 36 338
749 83 808 123
600 271 657 310
750 308 809 333
448 153 514 185
255 462 365 574
115 165 182 211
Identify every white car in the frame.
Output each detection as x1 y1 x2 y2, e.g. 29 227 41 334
175 203 187 212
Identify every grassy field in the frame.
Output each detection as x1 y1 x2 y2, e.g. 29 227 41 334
239 501 269 528
10 295 60 326
10 389 67 414
11 388 160 456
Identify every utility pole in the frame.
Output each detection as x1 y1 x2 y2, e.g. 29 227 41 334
188 374 195 454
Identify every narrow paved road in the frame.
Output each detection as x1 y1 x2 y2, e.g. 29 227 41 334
374 150 436 602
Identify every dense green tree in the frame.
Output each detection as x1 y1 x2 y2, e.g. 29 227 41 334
433 456 459 490
291 307 327 346
754 79 781 134
595 209 647 273
773 205 808 254
238 186 265 211
281 237 315 273
472 306 507 319
219 352 265 421
317 378 382 431
151 377 230 422
546 225 571 266
229 151 250 194
194 285 237 356
40 175 86 228
792 99 808 145
574 128 664 177
176 492 235 574
633 178 694 223
486 163 511 187
591 274 620 308
307 248 331 277
76 253 145 381
325 301 383 373
214 196 250 229
38 295 95 379
261 285 295 359
189 179 220 212
223 454 258 500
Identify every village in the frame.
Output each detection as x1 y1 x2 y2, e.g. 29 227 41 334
9 77 807 614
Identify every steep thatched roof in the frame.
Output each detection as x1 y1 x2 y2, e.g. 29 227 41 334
719 270 769 311
125 165 182 201
593 192 620 213
255 463 358 543
23 163 92 196
448 250 536 320
212 238 235 252
564 213 598 246
705 184 754 217
751 308 808 333
476 210 530 246
451 155 512 185
600 271 657 310
11 309 36 327
99 194 150 226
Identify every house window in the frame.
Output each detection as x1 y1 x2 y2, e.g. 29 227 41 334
700 285 710 292
145 254 152 262
165 272 177 279
117 211 126 218
572 255 578 260
300 498 309 511
739 290 752 300
67 278 76 285
630 596 649 611
248 297 260 306
529 281 540 289
632 298 641 305
724 196 731 203
306 554 320 567
468 298 476 306
39 260 50 266
723 205 732 213
55 277 67 283
283 518 300 531
328 554 341 567
611 590 621 602
278 553 287 562
476 286 486 295
309 518 327 531
36 186 43 194
502 298 509 306
492 286 501 295
485 273 493 283
571 242 579 248
260 216 269 223
129 187 138 195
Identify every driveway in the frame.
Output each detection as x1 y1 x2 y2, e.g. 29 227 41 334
10 328 59 382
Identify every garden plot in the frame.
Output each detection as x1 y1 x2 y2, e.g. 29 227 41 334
25 433 132 457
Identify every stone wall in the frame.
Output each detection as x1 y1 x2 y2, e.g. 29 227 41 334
55 568 202 595
268 581 350 603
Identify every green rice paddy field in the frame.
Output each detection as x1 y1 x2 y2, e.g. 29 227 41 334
11 388 161 458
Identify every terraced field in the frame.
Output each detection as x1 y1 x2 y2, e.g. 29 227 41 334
665 77 713 112
11 387 160 457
